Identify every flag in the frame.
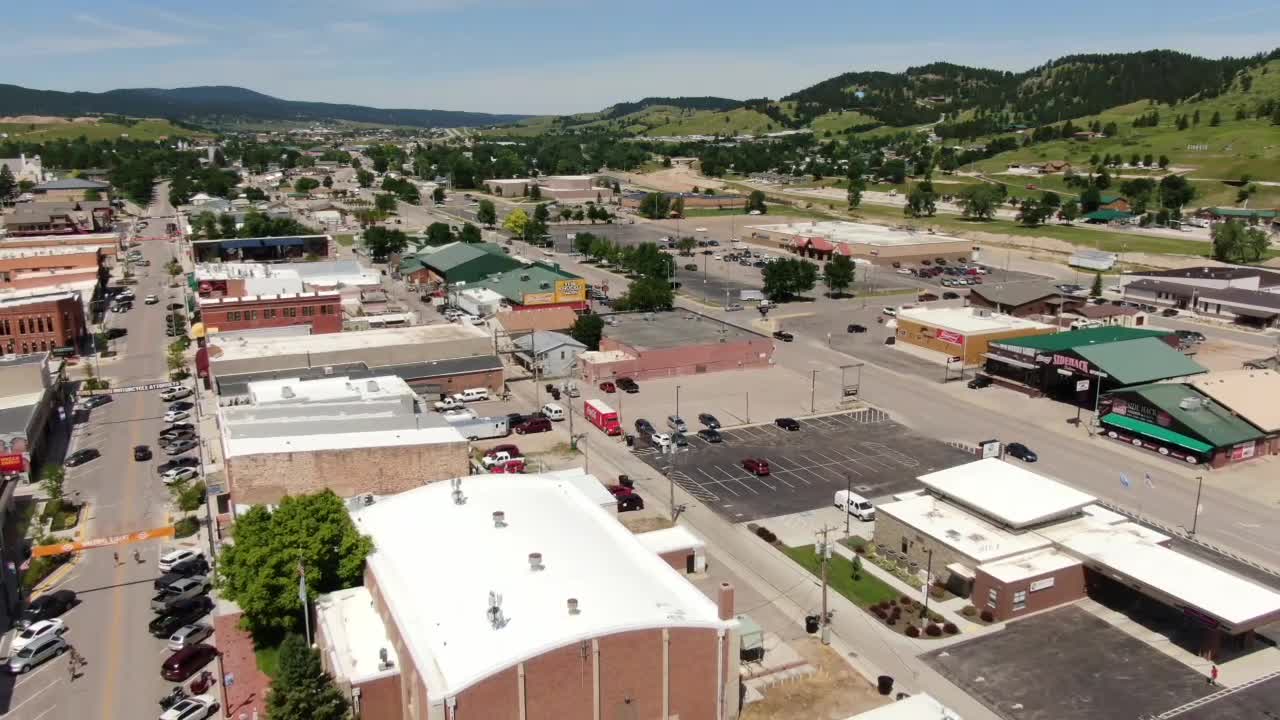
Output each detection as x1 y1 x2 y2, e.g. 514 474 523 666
1144 473 1154 489
298 563 307 604
1120 473 1131 489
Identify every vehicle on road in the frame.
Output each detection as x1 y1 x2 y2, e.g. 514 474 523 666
882 307 898 316
18 590 76 628
896 268 912 275
160 387 193 402
161 644 219 682
775 417 800 431
650 433 672 449
148 597 214 638
168 401 194 412
967 375 993 389
145 294 160 304
160 695 220 720
742 458 770 476
616 377 639 393
10 618 66 654
158 549 204 573
441 408 478 423
847 324 867 333
1175 329 1206 343
7 633 67 674
1161 308 1179 317
513 417 551 435
772 330 794 342
163 410 190 423
166 439 198 455
80 395 112 409
599 381 616 393
585 399 622 436
942 291 960 300
697 413 720 429
152 576 212 613
697 428 722 443
666 415 687 433
834 489 876 521
167 623 214 651
1006 442 1038 462
134 444 152 461
540 403 565 421
163 467 200 485
65 448 100 466
634 418 655 436
724 302 743 312
683 263 698 271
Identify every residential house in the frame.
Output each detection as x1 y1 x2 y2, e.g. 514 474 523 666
511 330 587 377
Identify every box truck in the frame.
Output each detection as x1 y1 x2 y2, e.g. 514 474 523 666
453 416 510 441
584 399 622 436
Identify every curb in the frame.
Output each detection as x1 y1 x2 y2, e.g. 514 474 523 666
30 552 82 599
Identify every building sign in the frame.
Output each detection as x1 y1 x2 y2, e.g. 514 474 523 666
1102 427 1201 464
979 439 1002 459
1046 353 1090 374
554 278 586 304
78 380 181 396
1110 399 1172 427
935 329 964 345
1231 441 1256 461
521 292 555 306
1075 379 1090 392
1029 577 1056 592
0 453 26 472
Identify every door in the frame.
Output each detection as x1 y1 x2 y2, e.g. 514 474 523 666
686 553 696 574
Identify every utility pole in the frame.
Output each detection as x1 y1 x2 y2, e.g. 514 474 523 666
815 524 837 645
810 370 818 414
843 475 852 536
1190 475 1204 535
920 549 935 622
675 384 681 421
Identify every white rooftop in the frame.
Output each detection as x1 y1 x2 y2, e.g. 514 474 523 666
315 586 400 684
1034 517 1170 547
352 472 730 697
247 375 414 405
748 221 966 248
0 245 103 259
209 323 488 362
977 548 1080 584
224 425 463 458
876 493 1051 564
918 458 1095 529
635 525 705 556
0 290 79 308
897 307 1055 335
539 468 616 509
841 693 961 720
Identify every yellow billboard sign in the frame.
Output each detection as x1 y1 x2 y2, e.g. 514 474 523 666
554 278 586 303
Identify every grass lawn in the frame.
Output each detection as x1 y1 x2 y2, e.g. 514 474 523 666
0 118 205 142
682 203 831 221
334 233 355 247
255 643 282 679
783 544 900 609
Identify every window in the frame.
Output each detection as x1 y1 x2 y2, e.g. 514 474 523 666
987 588 998 609
283 307 297 318
302 306 315 317
263 309 277 319
1012 590 1027 611
246 310 257 321
36 317 44 333
17 319 25 335
320 304 333 315
228 311 242 322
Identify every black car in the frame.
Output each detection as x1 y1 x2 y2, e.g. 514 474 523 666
775 417 800 431
134 445 152 461
634 418 655 436
698 413 720 429
1176 329 1206 343
847 324 867 333
617 377 639 393
697 428 722 443
672 432 689 448
168 401 195 412
616 493 645 513
505 412 527 427
967 375 993 390
1006 442 1038 462
148 597 214 638
64 448 100 467
158 456 200 475
942 292 961 300
161 423 195 435
80 395 112 409
1161 308 1179 317
772 330 794 342
20 590 77 628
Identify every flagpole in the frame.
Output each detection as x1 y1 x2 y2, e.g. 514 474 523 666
299 561 312 645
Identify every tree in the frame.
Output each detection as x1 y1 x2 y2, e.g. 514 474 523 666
533 203 550 226
218 214 238 239
1090 272 1103 297
83 189 101 201
321 175 333 190
822 255 856 297
671 195 685 218
244 186 267 202
569 313 604 351
762 258 818 301
1080 186 1102 212
1016 199 1047 226
881 159 907 184
745 190 767 214
573 232 596 256
432 186 446 203
528 184 542 201
426 222 454 246
1158 155 1170 169
572 208 585 222
502 208 530 237
846 158 866 209
40 466 65 506
615 277 674 312
676 237 697 256
1212 220 1271 263
356 170 375 188
904 180 936 218
374 193 398 214
294 177 320 193
265 634 350 720
476 199 497 227
457 223 483 243
1158 174 1196 210
1060 199 1080 224
0 164 15 199
219 491 373 638
362 227 409 259
638 192 671 220
957 185 1000 220
1094 168 1111 190
559 207 573 223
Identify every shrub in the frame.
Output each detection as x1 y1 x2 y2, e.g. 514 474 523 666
944 622 959 635
905 625 920 638
925 623 942 637
899 594 911 604
174 516 199 538
754 527 776 543
980 609 994 623
929 585 947 599
872 606 886 619
886 618 896 626
961 605 978 617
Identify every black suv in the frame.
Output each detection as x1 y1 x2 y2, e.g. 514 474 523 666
775 417 800 431
19 589 77 627
616 377 639 393
148 596 214 638
967 375 994 390
158 456 200 475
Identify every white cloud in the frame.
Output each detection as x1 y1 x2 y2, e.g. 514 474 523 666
0 15 189 57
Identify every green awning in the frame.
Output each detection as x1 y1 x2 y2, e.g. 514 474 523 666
1101 413 1213 454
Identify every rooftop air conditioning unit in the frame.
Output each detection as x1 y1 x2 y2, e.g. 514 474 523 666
281 386 295 399
1179 397 1203 411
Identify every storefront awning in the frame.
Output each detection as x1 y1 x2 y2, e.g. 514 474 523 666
1101 413 1213 454
982 352 1036 370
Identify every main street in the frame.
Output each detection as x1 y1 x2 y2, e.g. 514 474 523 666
1 198 197 720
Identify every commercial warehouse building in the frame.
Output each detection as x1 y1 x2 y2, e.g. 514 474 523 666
747 221 972 266
620 191 742 211
981 326 1203 401
966 281 1080 318
317 472 739 720
874 459 1280 658
484 175 613 202
398 242 523 286
219 375 469 505
894 307 1056 365
198 291 343 335
1099 382 1266 467
190 234 332 263
477 264 587 313
1190 370 1280 457
577 311 773 382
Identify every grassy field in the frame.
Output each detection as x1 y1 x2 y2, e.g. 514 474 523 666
810 110 881 135
682 202 830 221
0 118 205 142
784 544 900 608
642 107 776 137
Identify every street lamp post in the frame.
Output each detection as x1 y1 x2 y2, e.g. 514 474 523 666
675 385 681 422
1190 475 1204 535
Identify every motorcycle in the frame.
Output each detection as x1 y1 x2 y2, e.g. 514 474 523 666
190 669 215 695
159 686 188 709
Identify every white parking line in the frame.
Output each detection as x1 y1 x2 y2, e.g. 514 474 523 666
713 465 763 494
696 468 740 497
30 705 56 720
7 678 59 713
13 661 59 688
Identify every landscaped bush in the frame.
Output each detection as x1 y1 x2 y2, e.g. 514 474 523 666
755 527 776 543
174 516 199 538
925 623 942 637
961 605 978 617
905 625 920 638
944 622 959 635
929 584 947 599
980 609 994 623
872 606 886 619
899 595 911 604
886 618 896 626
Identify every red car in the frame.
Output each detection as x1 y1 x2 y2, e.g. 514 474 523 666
514 417 552 435
486 444 520 458
490 459 527 473
599 381 616 393
742 458 771 476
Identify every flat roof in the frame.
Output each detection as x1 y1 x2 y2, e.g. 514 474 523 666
876 493 1052 564
1034 516 1170 547
603 311 763 350
1076 339 1207 385
748 221 967 247
199 290 339 306
247 375 414 405
224 425 463 457
214 356 504 397
315 586 400 685
918 458 1096 529
635 525 705 556
352 472 729 697
208 323 489 362
977 548 1080 584
897 306 1054 335
1190 370 1280 432
842 694 960 720
0 290 79 308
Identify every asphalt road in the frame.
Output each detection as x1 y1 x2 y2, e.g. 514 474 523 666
1 206 200 720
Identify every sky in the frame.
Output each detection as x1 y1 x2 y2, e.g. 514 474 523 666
9 1 1280 116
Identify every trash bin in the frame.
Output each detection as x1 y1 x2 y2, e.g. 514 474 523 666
877 676 894 695
804 614 819 634
625 434 635 447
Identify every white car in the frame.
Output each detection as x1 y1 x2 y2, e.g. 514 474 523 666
159 695 220 720
160 387 192 402
10 618 65 654
167 622 213 651
896 268 913 275
651 433 672 449
882 307 898 317
158 548 204 573
162 467 199 485
441 408 477 423
163 410 190 423
145 294 160 305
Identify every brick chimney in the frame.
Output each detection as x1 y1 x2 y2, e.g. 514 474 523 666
717 582 735 621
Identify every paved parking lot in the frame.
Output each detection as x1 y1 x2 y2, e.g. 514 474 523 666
923 605 1214 720
630 409 974 522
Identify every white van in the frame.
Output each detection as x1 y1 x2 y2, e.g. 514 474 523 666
458 388 489 402
541 403 566 421
834 490 876 521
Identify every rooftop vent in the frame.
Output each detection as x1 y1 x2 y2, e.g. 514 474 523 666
492 510 506 528
1179 397 1204 411
520 273 531 281
362 493 375 507
377 647 394 671
539 281 551 290
450 477 467 506
486 591 507 629
366 380 380 393
567 598 580 615
528 552 544 571
281 386 295 399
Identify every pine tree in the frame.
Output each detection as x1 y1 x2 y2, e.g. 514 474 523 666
266 635 349 720
1209 111 1221 127
1091 272 1103 297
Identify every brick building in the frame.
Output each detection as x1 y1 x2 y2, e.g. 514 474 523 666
198 291 343 335
2 201 113 237
0 291 87 356
577 311 773 383
30 178 111 203
219 375 469 506
893 306 1056 366
0 246 106 293
967 281 1078 318
315 472 740 720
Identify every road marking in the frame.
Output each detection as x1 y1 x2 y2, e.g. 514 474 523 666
30 705 56 720
9 677 59 712
13 660 60 688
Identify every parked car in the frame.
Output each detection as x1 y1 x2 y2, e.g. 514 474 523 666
19 590 76 628
1006 442 1038 462
486 444 521 458
161 644 219 682
166 439 198 456
64 448 100 467
148 597 214 638
698 413 720 429
489 459 527 474
159 696 221 720
161 423 195 435
157 456 200 475
167 623 214 651
162 467 200 485
80 395 112 409
159 549 204 573
151 576 212 613
697 428 722 443
616 493 645 512
666 415 688 433
513 417 552 435
772 330 794 342
616 377 639 393
847 324 867 333
160 387 193 402
145 294 160 305
168 401 194 412
634 418 655 436
775 417 800 431
650 433 672 449
599 381 616 393
742 458 771 476
10 618 66 655
967 375 994 390
7 634 67 674
1161 308 1179 317
133 445 152 461
164 410 190 424
942 291 960 300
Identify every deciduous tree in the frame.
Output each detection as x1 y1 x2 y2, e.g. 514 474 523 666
502 208 530 237
569 313 604 351
822 255 856 297
476 199 497 227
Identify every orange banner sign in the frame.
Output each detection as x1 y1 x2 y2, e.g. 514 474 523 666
31 525 177 558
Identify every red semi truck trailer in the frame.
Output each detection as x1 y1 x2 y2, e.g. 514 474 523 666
584 399 622 436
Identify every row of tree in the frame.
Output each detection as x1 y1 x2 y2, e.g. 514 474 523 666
568 232 674 311
187 209 317 241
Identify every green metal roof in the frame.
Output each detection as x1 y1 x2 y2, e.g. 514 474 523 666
994 327 1171 352
1101 413 1214 454
1074 338 1206 385
420 242 523 283
1098 193 1124 204
478 264 581 303
1210 207 1278 219
1084 210 1133 222
1120 383 1264 447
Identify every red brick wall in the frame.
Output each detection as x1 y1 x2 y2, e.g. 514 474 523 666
457 667 520 720
670 628 720 720
598 629 664 719
356 674 404 720
523 642 594 720
0 295 86 355
200 293 343 334
971 564 1086 621
583 338 772 382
